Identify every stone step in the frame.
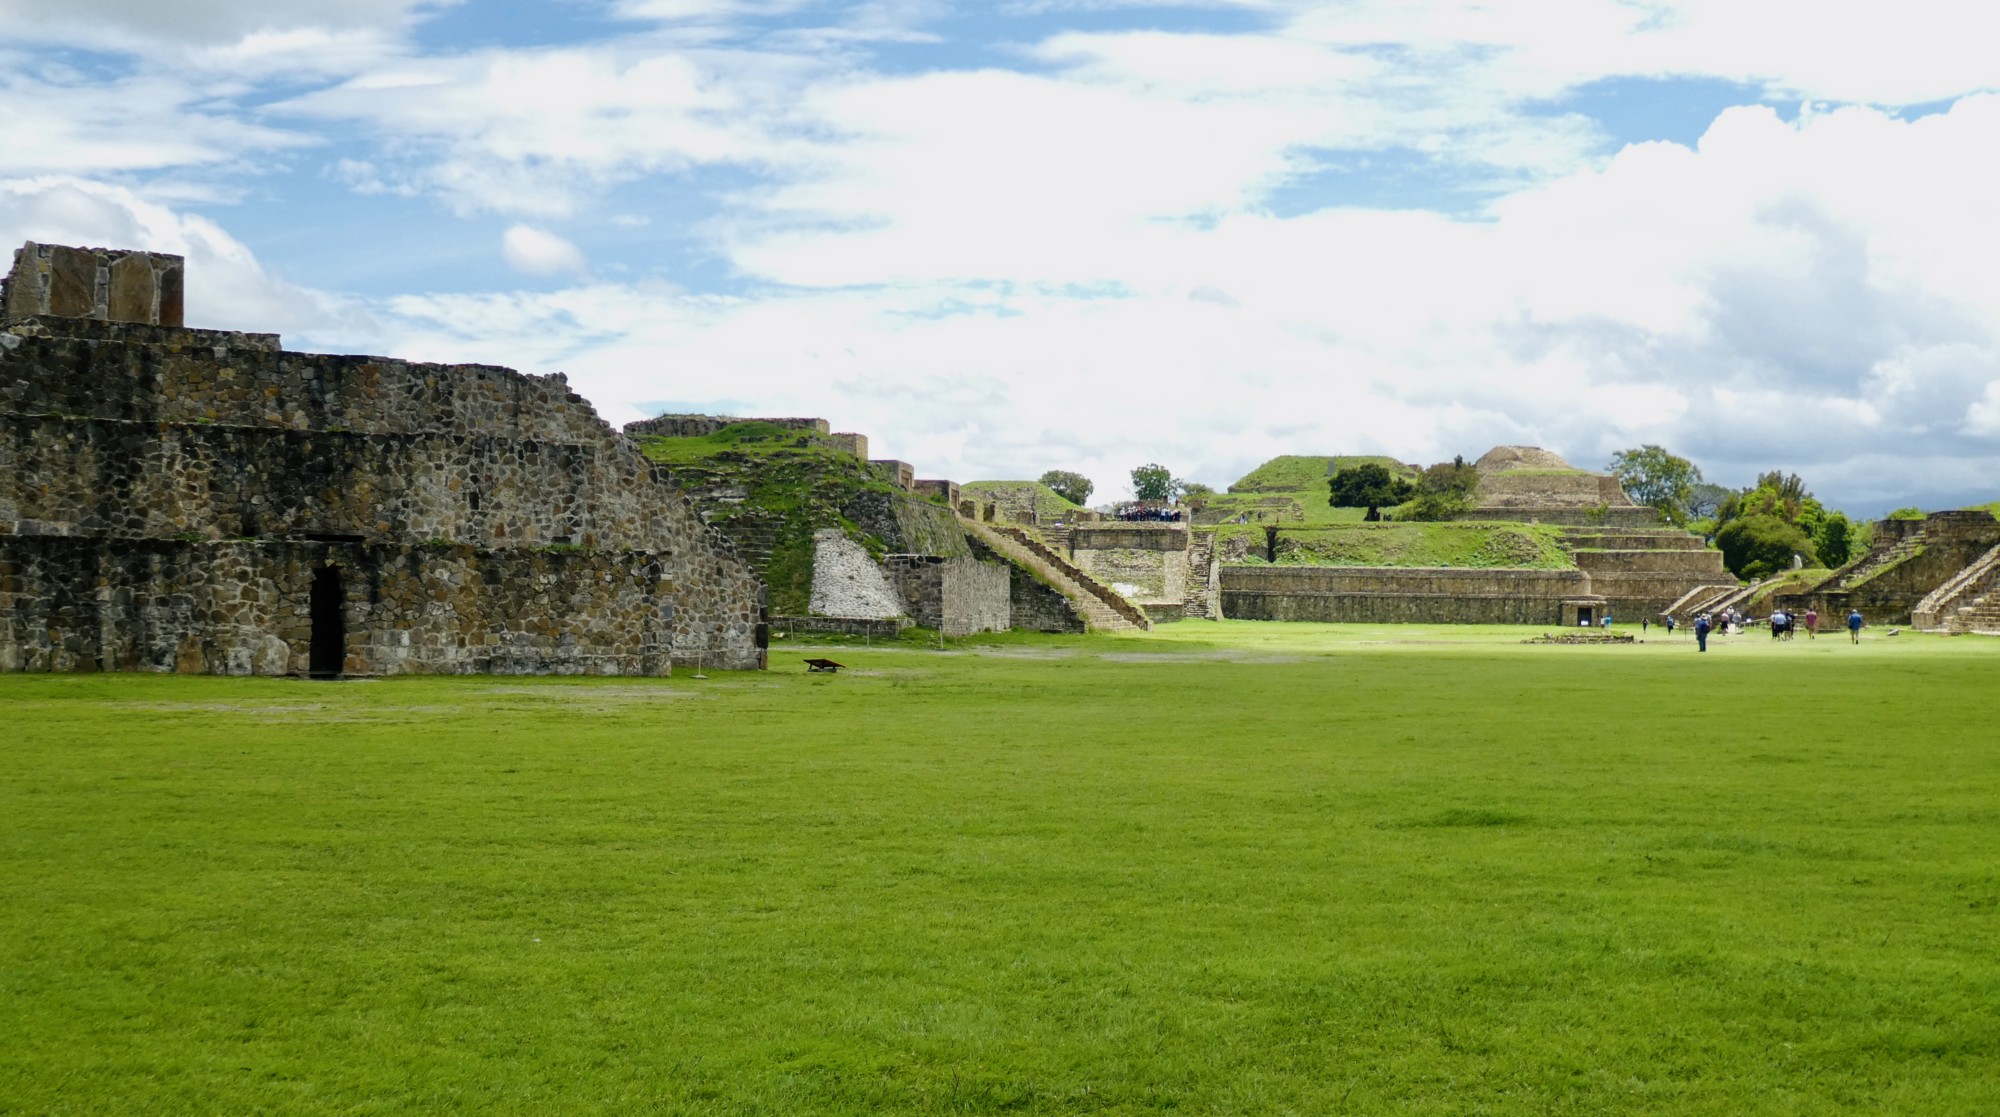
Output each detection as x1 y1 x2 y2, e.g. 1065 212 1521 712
963 519 1149 633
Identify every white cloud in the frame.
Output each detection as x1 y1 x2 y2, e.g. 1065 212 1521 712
10 1 2000 513
501 224 589 276
333 96 2000 511
0 177 366 339
0 64 306 177
0 0 442 50
281 44 817 217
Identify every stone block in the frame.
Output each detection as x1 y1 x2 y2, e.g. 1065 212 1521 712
47 246 98 318
157 261 184 327
108 254 156 322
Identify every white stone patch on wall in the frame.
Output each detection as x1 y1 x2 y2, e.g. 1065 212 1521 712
809 528 906 620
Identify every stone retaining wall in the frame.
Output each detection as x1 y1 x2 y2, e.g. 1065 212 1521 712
1070 524 1190 603
885 555 1012 636
0 536 761 674
1006 566 1087 633
1221 565 1589 624
1777 511 2000 625
3 243 184 325
3 295 765 675
623 414 830 438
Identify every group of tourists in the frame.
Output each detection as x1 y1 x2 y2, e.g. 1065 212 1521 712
1671 606 1866 651
1115 505 1186 522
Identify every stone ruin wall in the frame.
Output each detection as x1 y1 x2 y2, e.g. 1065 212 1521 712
624 413 869 459
1778 511 2000 625
1067 524 1190 605
2 242 184 326
1 537 720 676
2 282 765 674
1221 566 1591 625
885 555 1012 637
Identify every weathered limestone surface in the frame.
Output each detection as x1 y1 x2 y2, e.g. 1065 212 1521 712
3 243 184 326
808 528 905 620
1006 565 1087 633
0 537 750 675
1069 523 1189 605
885 554 1011 636
2 285 765 674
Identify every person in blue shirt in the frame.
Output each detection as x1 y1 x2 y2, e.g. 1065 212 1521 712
1847 608 1864 644
1694 613 1711 652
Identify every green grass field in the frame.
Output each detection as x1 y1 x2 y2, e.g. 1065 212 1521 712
6 624 1999 1114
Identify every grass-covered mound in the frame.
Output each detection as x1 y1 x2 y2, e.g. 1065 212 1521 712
1226 454 1416 493
1197 456 1416 525
8 625 2000 1112
1222 521 1574 568
632 421 950 615
960 480 1085 522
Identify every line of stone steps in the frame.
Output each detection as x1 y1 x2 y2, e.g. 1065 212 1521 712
1915 543 2000 632
1182 532 1219 619
961 519 1150 633
1663 584 1742 617
1823 530 1928 593
1953 590 2000 634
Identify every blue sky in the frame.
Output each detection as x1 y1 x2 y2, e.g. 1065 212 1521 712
6 0 2000 513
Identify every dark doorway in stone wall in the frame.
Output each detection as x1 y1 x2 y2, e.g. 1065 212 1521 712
310 565 346 678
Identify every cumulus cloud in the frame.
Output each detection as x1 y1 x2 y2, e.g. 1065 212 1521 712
0 0 442 50
501 224 588 276
335 97 2000 510
0 64 305 177
10 1 2000 512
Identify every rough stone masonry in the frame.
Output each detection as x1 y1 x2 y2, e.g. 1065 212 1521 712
0 243 767 675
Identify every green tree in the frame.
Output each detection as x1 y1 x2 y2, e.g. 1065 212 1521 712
1813 511 1857 569
1404 456 1480 522
1329 463 1416 521
1687 482 1731 521
1038 469 1094 506
1716 514 1816 580
1179 482 1216 510
1129 463 1179 503
1608 445 1702 524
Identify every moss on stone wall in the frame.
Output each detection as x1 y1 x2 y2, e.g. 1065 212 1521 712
961 481 1085 521
634 422 968 616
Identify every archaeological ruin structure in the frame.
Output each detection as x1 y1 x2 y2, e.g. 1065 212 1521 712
1 242 766 676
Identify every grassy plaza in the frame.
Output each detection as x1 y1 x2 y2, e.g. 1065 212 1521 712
5 622 1998 1113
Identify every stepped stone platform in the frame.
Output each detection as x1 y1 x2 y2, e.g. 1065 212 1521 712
1 243 766 676
1783 511 2000 628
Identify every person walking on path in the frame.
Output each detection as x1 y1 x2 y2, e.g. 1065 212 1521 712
1695 613 1711 652
1665 615 1677 638
1848 608 1864 644
1805 607 1818 639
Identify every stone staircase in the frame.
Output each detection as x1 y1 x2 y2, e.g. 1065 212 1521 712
1663 584 1739 618
1914 543 2000 633
1182 531 1219 619
1664 582 1759 618
962 518 1150 633
1820 529 1929 595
